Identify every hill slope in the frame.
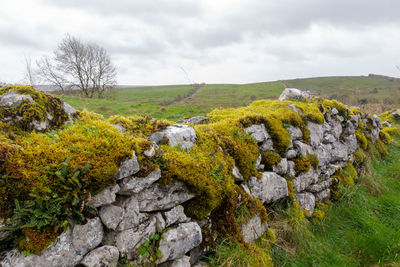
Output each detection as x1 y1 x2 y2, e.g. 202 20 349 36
57 75 400 121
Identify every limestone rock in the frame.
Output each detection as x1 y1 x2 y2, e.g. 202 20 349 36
89 184 120 208
315 143 332 167
99 204 124 230
149 124 196 151
306 178 335 193
307 122 324 148
241 215 268 243
80 245 119 267
259 138 274 151
158 222 202 263
287 126 303 140
0 91 33 107
163 255 191 267
164 205 190 227
278 88 311 101
116 197 148 231
115 151 140 180
0 218 103 267
232 165 244 182
392 109 400 119
273 158 288 176
294 141 313 158
331 141 349 162
314 189 331 202
144 144 156 158
137 180 195 212
244 124 270 143
295 192 315 216
248 172 288 204
285 149 297 159
292 168 319 192
119 168 161 195
177 116 209 125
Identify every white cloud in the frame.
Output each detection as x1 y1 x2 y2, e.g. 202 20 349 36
0 0 400 84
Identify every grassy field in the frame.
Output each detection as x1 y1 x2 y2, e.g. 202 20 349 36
57 75 400 121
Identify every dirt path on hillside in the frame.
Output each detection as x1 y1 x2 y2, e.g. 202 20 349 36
159 83 205 106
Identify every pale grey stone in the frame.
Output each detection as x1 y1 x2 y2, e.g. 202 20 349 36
241 184 251 195
288 104 303 115
80 245 119 267
285 149 297 159
331 108 339 115
294 141 313 158
295 192 315 216
248 172 288 204
292 168 319 193
115 151 140 180
343 134 357 156
232 165 244 182
155 212 166 230
116 197 148 231
0 218 103 267
287 160 296 178
244 124 270 143
30 120 50 131
0 91 33 107
278 88 311 101
241 215 268 243
164 205 189 227
137 180 195 212
158 222 202 263
306 178 335 193
323 134 336 144
99 205 124 230
89 184 120 208
163 255 191 267
273 158 288 176
314 189 331 202
149 124 196 151
343 120 355 136
177 116 209 125
259 139 274 151
119 168 161 195
143 145 156 158
383 121 392 128
329 120 342 139
256 154 262 170
61 101 77 117
392 109 400 119
307 122 324 148
331 141 349 162
315 143 332 167
287 126 303 140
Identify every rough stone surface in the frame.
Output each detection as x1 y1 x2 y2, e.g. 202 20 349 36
294 141 313 158
306 178 335 193
392 109 400 119
295 192 315 216
158 222 202 263
315 189 331 202
244 124 270 143
0 218 103 267
99 204 124 230
0 91 33 107
119 168 161 195
279 88 311 101
315 143 332 167
115 151 140 180
273 158 288 176
164 255 191 267
144 145 156 158
89 184 120 208
149 124 196 150
241 215 269 243
116 197 148 231
177 116 209 125
248 172 288 204
164 205 189 227
292 168 319 192
137 180 196 212
287 126 303 140
232 165 244 182
308 122 324 148
80 245 119 267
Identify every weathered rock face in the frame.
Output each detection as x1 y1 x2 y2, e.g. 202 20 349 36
241 215 268 243
158 222 202 263
80 245 119 267
177 116 209 125
0 91 34 107
248 172 289 204
278 88 312 101
149 124 196 150
115 151 140 180
1 218 103 267
119 168 161 195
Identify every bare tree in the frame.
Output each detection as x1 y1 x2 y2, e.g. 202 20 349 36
23 56 40 86
37 34 117 97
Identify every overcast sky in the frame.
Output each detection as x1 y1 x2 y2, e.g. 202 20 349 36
1 0 400 85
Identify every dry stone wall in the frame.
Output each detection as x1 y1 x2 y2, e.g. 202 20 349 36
0 87 385 267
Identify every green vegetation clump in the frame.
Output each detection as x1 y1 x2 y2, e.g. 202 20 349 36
0 86 69 132
107 115 172 136
353 148 367 167
292 154 318 175
374 138 389 158
355 129 368 150
261 151 282 170
379 130 391 144
381 126 400 137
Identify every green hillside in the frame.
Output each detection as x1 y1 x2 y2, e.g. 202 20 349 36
57 75 400 121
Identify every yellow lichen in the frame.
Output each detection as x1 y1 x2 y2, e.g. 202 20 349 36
261 151 281 171
374 138 388 158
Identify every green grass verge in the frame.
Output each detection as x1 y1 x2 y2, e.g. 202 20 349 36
270 141 400 267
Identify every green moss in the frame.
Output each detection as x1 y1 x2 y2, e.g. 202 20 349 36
379 130 391 144
293 154 318 174
17 228 59 254
355 129 368 150
332 163 357 187
287 181 295 201
108 115 172 137
374 138 388 158
261 151 281 171
381 127 400 137
353 148 366 167
0 86 69 132
320 99 349 117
